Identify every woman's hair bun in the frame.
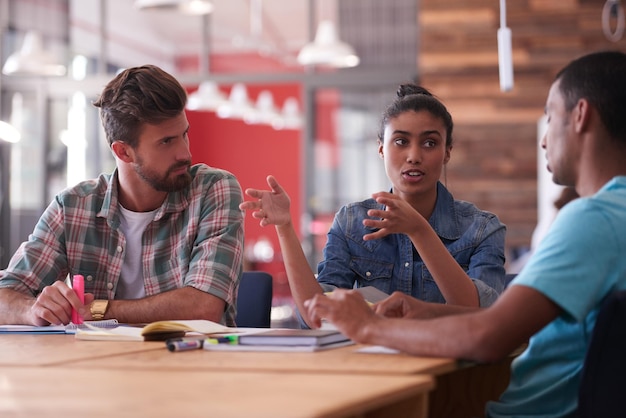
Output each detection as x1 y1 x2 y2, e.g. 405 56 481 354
396 84 433 99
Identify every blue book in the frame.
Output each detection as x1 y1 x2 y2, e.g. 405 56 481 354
237 329 350 347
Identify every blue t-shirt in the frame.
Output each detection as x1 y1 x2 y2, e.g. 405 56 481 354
487 176 626 418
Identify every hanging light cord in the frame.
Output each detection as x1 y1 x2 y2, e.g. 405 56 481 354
602 0 625 42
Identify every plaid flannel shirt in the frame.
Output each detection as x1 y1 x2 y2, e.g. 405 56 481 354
0 164 244 325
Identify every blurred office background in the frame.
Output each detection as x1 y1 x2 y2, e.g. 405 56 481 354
1 0 624 325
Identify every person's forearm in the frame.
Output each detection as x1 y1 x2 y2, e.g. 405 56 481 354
0 288 35 325
104 287 225 323
409 227 479 307
360 314 489 360
361 287 557 362
275 222 323 327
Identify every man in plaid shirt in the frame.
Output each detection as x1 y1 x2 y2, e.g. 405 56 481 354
0 65 244 326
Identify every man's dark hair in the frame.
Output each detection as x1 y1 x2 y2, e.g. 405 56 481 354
93 65 187 148
556 51 626 144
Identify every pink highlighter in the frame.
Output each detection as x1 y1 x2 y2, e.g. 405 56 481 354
71 274 85 324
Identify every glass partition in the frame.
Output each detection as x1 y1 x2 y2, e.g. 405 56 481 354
306 85 399 267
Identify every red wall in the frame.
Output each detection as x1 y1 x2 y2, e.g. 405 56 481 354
186 83 302 297
176 52 303 74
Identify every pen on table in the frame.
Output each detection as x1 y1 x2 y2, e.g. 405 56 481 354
71 274 85 325
167 339 204 352
165 335 207 343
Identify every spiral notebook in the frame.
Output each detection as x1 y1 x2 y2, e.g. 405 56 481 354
0 319 119 334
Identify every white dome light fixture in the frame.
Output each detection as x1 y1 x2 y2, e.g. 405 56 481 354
297 20 360 68
244 90 281 125
272 97 303 130
187 81 227 111
134 0 213 15
216 83 255 119
2 31 66 77
0 121 20 143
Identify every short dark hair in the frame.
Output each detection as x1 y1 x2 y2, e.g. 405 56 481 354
556 51 626 145
378 84 454 147
93 65 187 148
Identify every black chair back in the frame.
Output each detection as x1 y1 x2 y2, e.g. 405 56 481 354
504 273 517 288
578 290 626 417
235 271 273 328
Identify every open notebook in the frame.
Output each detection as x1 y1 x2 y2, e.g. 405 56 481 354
74 319 233 342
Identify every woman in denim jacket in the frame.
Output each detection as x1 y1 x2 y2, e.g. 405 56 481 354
240 84 506 328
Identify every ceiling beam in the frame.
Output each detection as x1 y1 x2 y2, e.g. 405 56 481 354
1 67 415 97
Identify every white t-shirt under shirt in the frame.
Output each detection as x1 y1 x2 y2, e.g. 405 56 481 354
116 205 158 299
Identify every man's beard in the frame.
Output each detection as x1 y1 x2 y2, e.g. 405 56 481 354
133 158 192 192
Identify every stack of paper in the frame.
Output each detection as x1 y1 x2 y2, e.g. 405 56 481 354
204 329 354 352
238 329 349 346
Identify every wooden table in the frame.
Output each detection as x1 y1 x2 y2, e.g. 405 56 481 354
0 335 436 418
0 333 516 418
68 342 457 375
0 366 434 418
64 337 514 417
0 334 162 366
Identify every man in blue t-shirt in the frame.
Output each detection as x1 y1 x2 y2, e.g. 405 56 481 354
302 50 626 418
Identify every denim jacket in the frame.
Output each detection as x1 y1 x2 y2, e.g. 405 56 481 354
317 182 506 307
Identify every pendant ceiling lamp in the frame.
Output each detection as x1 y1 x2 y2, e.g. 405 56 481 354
187 81 227 111
134 0 213 15
497 0 514 92
244 90 281 125
2 31 66 77
217 83 255 119
297 20 360 68
272 97 303 130
0 121 20 143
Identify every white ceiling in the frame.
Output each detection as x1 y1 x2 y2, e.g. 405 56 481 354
70 0 334 71
5 0 414 89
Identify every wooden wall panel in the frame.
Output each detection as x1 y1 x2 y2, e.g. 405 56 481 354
419 0 626 264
